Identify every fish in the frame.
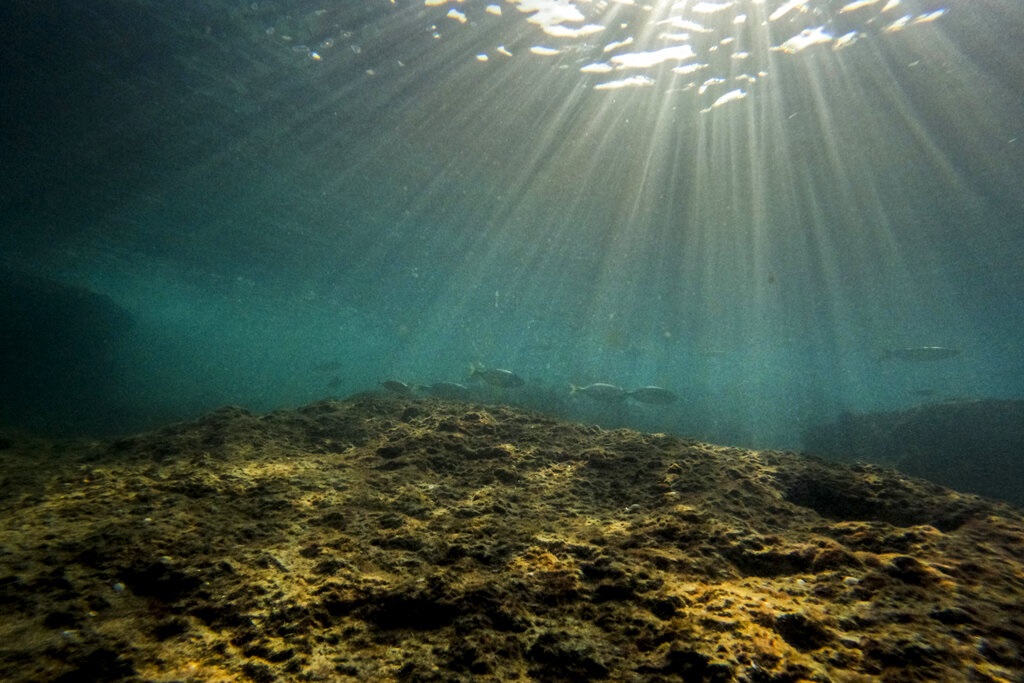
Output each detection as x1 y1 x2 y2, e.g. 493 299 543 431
469 364 525 388
425 382 471 400
881 347 961 362
570 383 627 402
380 380 413 394
628 386 678 404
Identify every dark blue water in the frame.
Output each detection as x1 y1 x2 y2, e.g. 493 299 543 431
2 0 1022 447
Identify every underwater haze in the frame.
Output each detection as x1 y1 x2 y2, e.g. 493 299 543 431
2 0 1022 447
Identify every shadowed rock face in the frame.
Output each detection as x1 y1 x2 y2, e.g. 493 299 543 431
0 270 133 434
1 395 1022 681
803 399 1024 507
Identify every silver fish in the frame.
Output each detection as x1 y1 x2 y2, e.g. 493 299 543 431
380 380 413 394
470 365 524 388
426 382 471 399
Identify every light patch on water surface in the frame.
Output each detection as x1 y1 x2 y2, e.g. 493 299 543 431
834 31 859 49
672 62 708 75
661 18 713 33
698 76 727 94
692 1 735 13
840 0 883 12
516 0 587 27
884 14 913 31
775 26 833 53
768 0 809 21
593 75 656 90
286 0 950 111
610 45 697 69
914 9 946 23
604 37 634 52
700 87 747 112
543 23 606 38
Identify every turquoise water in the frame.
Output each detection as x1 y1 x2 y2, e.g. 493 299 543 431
2 0 1022 447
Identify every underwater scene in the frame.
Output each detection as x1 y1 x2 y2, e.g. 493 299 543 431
2 0 1023 680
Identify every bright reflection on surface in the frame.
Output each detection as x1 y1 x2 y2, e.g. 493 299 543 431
197 0 1020 446
400 0 951 110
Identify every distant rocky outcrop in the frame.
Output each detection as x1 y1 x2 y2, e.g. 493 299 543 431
803 399 1024 507
0 269 133 434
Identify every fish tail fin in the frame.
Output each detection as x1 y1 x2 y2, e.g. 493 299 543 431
569 384 580 395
